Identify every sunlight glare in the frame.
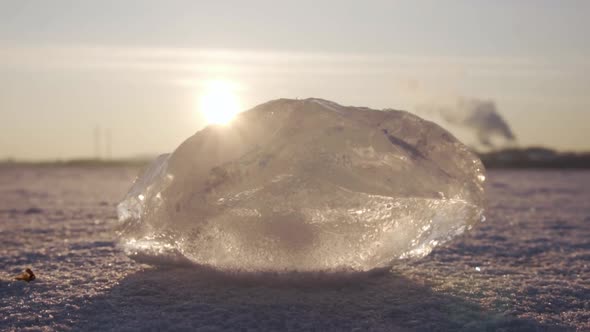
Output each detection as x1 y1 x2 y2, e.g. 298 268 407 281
198 80 241 125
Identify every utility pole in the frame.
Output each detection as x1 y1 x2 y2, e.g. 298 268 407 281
105 128 112 160
94 125 101 160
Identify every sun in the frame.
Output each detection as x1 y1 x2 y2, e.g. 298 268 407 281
198 80 241 125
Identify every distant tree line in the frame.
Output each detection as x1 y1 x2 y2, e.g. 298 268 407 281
479 147 590 169
3 147 590 169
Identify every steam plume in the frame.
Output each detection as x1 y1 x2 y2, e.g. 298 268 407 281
417 98 516 148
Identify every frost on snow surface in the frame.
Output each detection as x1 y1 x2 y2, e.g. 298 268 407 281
117 98 486 271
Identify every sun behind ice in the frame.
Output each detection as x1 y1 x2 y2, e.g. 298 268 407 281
198 80 241 125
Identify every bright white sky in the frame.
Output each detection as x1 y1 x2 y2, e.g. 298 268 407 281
1 0 589 160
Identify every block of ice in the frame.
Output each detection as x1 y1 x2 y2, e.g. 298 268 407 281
117 98 486 272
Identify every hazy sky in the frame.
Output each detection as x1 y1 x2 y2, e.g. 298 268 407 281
1 0 589 160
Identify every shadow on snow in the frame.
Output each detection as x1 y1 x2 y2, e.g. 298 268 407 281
71 266 567 332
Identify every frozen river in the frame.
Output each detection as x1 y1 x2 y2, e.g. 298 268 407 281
0 166 588 331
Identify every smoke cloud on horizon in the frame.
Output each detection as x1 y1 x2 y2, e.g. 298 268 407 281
417 98 517 148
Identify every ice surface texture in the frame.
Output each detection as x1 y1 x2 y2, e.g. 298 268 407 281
117 98 486 272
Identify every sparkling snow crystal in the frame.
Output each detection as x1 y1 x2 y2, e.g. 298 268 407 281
117 98 486 272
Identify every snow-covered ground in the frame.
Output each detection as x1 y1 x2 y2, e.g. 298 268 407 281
0 166 588 331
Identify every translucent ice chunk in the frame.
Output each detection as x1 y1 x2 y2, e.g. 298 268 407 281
117 98 486 272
